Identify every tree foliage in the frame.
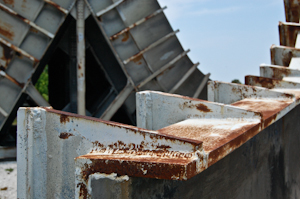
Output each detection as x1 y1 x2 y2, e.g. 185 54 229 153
35 66 49 101
231 79 241 84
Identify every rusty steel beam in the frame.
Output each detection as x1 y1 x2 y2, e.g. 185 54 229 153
110 6 167 41
0 3 54 39
0 69 24 88
0 37 39 62
18 80 300 197
260 64 300 81
245 75 300 100
123 30 180 65
279 21 300 47
284 0 300 23
270 45 300 66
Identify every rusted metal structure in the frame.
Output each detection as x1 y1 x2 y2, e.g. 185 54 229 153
0 0 209 158
17 0 300 198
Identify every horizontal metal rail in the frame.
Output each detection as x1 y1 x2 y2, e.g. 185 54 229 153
0 3 54 39
169 62 198 93
43 0 68 14
96 0 126 17
0 37 39 62
137 50 190 88
123 29 180 65
110 6 167 40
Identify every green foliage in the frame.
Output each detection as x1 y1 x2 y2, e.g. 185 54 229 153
35 66 49 101
231 79 241 84
5 168 13 173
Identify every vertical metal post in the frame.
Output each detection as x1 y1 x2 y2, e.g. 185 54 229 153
77 0 86 115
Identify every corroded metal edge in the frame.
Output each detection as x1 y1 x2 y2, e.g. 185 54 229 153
70 79 297 186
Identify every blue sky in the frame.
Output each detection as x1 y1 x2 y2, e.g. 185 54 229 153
157 0 285 83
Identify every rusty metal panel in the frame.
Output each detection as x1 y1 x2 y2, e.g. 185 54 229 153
0 0 74 141
284 0 300 22
279 21 300 47
270 45 300 66
17 82 300 198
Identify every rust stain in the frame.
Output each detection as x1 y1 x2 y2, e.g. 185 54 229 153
196 104 212 112
21 0 27 9
0 26 14 40
60 114 70 124
208 123 261 167
45 108 202 147
0 43 13 67
158 121 260 154
282 50 293 66
132 55 142 65
245 76 281 89
59 132 74 139
280 23 300 47
272 67 292 79
29 27 39 34
156 145 171 150
77 183 89 199
3 0 14 6
121 32 130 42
231 98 292 120
78 156 197 181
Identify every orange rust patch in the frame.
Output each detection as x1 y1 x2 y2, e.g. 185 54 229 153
282 50 293 66
208 123 261 167
59 132 74 139
60 114 70 124
196 104 212 112
271 67 292 79
78 155 197 181
29 27 39 34
245 76 281 89
231 98 292 120
0 43 13 67
156 145 171 150
3 0 14 5
77 183 89 199
45 108 202 146
0 26 14 40
158 120 260 152
121 32 130 42
132 55 142 65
